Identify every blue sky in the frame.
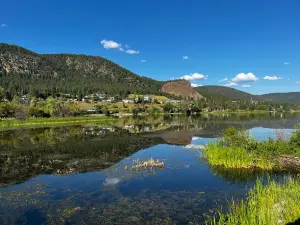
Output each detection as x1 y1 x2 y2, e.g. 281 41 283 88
1 0 300 94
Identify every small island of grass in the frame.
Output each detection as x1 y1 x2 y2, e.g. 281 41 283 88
203 126 300 170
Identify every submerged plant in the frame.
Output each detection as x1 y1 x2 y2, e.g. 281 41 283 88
208 178 300 225
126 158 165 170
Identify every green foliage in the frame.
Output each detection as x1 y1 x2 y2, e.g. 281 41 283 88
209 178 300 225
222 128 258 150
0 43 165 99
204 127 300 170
290 125 300 149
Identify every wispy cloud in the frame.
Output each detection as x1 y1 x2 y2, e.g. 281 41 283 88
296 82 300 84
179 73 208 81
0 24 7 28
219 78 228 82
101 39 121 49
284 62 290 65
242 84 251 88
232 73 259 83
141 59 147 63
183 56 188 60
263 76 282 81
224 82 238 87
191 83 202 87
101 39 140 55
126 49 140 55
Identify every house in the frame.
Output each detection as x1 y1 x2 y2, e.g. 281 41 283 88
19 96 30 104
87 107 97 113
123 99 134 103
143 96 152 103
82 96 91 103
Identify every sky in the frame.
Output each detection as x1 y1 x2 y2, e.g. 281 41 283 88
1 0 300 94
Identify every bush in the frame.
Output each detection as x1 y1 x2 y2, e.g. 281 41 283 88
290 125 300 150
222 127 257 151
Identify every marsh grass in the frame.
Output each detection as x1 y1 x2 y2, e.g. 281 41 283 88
209 178 300 225
204 126 300 170
204 143 276 170
126 158 165 170
0 116 115 129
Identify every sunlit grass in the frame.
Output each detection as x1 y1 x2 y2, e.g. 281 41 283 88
209 178 300 225
0 116 115 129
203 143 277 170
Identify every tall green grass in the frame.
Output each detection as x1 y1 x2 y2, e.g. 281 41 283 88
204 143 276 170
209 178 300 225
203 127 300 170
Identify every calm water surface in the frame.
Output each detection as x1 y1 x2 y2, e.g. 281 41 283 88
0 113 299 224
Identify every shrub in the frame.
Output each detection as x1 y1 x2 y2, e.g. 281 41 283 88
222 127 257 151
290 125 300 150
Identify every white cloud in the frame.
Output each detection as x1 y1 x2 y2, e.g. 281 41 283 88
1 24 7 28
101 39 121 49
119 47 125 52
232 73 259 83
180 73 208 81
219 78 228 82
263 76 282 81
185 144 205 150
126 49 140 55
296 82 300 84
141 59 147 63
224 82 238 87
125 44 130 49
284 62 290 65
103 177 121 186
191 83 202 87
242 84 251 88
183 56 188 60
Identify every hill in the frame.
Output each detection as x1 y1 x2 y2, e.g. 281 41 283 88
161 80 204 100
260 93 300 104
0 43 163 98
194 85 258 101
195 86 300 104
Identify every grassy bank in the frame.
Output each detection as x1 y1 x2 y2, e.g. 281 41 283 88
0 116 116 129
209 178 300 225
203 126 300 170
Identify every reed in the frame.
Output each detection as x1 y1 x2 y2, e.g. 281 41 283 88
209 178 300 225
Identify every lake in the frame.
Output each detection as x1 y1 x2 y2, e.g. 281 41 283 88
0 113 299 224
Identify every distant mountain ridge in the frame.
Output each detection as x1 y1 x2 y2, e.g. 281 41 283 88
195 86 300 104
0 43 299 104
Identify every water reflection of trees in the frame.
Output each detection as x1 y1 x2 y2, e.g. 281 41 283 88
0 126 165 187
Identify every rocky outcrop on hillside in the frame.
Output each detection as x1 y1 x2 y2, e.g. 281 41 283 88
161 80 204 100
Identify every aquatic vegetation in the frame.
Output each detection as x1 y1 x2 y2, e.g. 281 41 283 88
209 178 300 225
204 142 277 170
126 158 165 170
203 126 300 170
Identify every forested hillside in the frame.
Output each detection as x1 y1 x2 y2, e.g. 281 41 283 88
260 93 300 104
0 43 163 99
194 85 258 101
195 85 300 104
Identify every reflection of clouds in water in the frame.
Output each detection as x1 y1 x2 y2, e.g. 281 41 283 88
103 177 121 186
192 137 201 141
184 144 205 150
